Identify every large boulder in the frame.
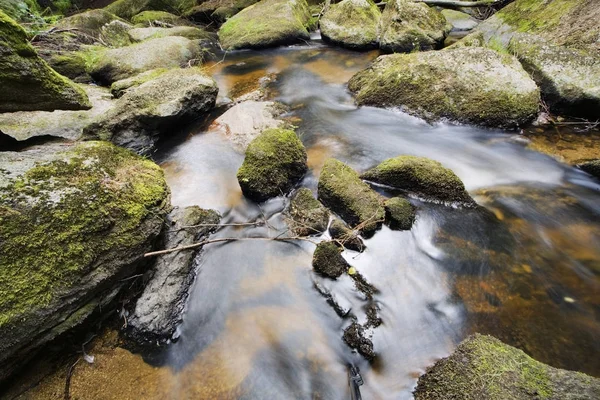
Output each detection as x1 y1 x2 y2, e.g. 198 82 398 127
105 0 195 20
89 36 202 85
317 158 384 236
218 0 312 50
127 26 209 42
441 9 478 32
84 68 218 155
237 128 308 202
319 0 381 50
348 47 540 128
287 187 330 236
185 0 259 24
0 11 91 112
414 334 600 399
131 10 193 26
361 155 475 205
54 9 122 36
378 0 449 53
0 141 169 382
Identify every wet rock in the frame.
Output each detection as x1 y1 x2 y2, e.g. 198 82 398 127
185 0 259 24
0 141 169 382
128 26 209 42
384 196 415 230
218 0 312 50
329 219 365 252
84 68 218 155
414 334 600 399
361 155 475 205
287 188 329 236
343 321 375 360
508 33 600 120
348 47 540 128
128 206 220 346
0 11 91 112
440 9 478 32
319 0 381 50
317 158 384 236
312 241 349 279
578 160 600 179
237 128 308 202
131 10 193 26
378 0 449 53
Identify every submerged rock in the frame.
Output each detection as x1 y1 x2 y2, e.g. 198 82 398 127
348 47 540 128
384 196 415 230
218 0 312 50
578 160 600 179
128 26 209 42
414 334 600 399
237 128 308 202
312 241 349 278
128 206 220 346
319 0 381 50
0 141 169 382
362 155 475 205
318 158 384 236
287 187 330 236
329 219 365 252
0 11 91 112
343 321 375 360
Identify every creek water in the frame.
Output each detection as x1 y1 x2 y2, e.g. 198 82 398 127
148 39 600 399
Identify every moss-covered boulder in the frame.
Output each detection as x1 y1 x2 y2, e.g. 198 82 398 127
89 36 202 84
105 0 195 20
414 334 600 399
128 25 209 41
319 0 381 50
378 0 449 53
131 10 192 26
84 68 218 155
0 141 169 382
348 47 540 128
384 196 415 230
317 158 384 236
237 128 308 202
54 9 121 35
218 0 311 50
0 10 91 112
109 67 169 97
361 156 474 205
329 218 364 252
578 160 600 179
312 241 349 278
287 187 329 236
508 33 600 119
185 0 258 24
441 9 478 32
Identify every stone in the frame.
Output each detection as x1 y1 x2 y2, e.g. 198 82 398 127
287 187 329 236
578 160 600 179
343 321 375 360
104 0 196 20
110 68 170 97
329 219 364 252
312 241 349 278
384 196 415 230
319 0 381 50
128 26 209 42
131 10 193 26
441 9 478 32
185 0 258 24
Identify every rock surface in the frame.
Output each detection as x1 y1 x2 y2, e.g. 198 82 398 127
0 141 169 382
414 334 600 399
104 0 195 20
312 241 349 278
287 187 329 236
131 10 193 26
319 0 381 50
128 206 220 346
185 0 258 23
578 160 600 179
110 68 170 97
237 128 308 202
329 219 364 252
128 26 209 42
441 9 478 32
348 47 540 128
384 196 415 230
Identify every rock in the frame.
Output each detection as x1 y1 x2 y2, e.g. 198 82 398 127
0 141 169 382
287 187 329 236
237 128 308 202
84 68 218 155
218 0 312 50
0 85 115 142
361 155 475 205
329 219 364 252
343 321 375 360
508 33 600 120
50 10 133 48
45 51 92 83
128 26 209 42
317 158 384 236
131 10 193 26
378 0 449 53
440 9 478 32
0 11 91 112
348 47 540 128
109 68 170 97
414 334 600 400
578 160 600 179
105 0 195 20
384 196 415 230
54 9 122 37
319 0 381 50
185 0 259 24
128 206 220 346
89 36 202 85
312 241 349 278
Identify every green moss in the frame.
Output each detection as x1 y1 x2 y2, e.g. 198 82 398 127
131 10 187 25
110 67 169 97
312 240 349 278
319 0 380 49
487 36 510 54
288 187 329 236
384 196 415 230
496 0 577 35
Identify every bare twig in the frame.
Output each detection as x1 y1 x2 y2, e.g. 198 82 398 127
64 358 80 400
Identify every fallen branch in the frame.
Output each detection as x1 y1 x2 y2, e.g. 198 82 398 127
170 221 264 232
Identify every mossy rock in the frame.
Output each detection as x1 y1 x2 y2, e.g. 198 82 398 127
348 47 540 128
237 128 308 202
361 155 474 205
185 0 258 24
312 240 349 278
105 0 196 20
287 187 329 236
578 160 600 179
110 67 169 97
0 0 41 22
378 0 449 53
317 158 384 236
0 10 91 112
218 0 312 50
384 196 415 230
319 0 381 50
47 51 90 82
0 141 169 382
414 334 600 399
128 25 209 42
441 8 478 32
329 218 364 252
131 10 192 26
54 9 122 34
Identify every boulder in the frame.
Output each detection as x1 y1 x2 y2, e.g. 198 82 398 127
54 9 122 36
45 51 92 83
508 33 600 119
414 334 600 400
109 68 169 97
378 0 449 53
312 241 349 278
319 0 381 50
131 10 193 26
0 11 91 112
348 47 540 128
83 68 218 155
317 158 384 236
105 0 196 20
185 0 259 24
128 26 209 42
329 219 364 252
89 36 202 85
218 0 312 50
361 155 475 205
384 196 415 230
49 10 133 48
578 160 600 179
128 206 220 346
237 128 308 202
440 9 478 32
0 141 169 382
287 187 329 236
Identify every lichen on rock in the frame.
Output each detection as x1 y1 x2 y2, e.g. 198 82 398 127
319 0 381 50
